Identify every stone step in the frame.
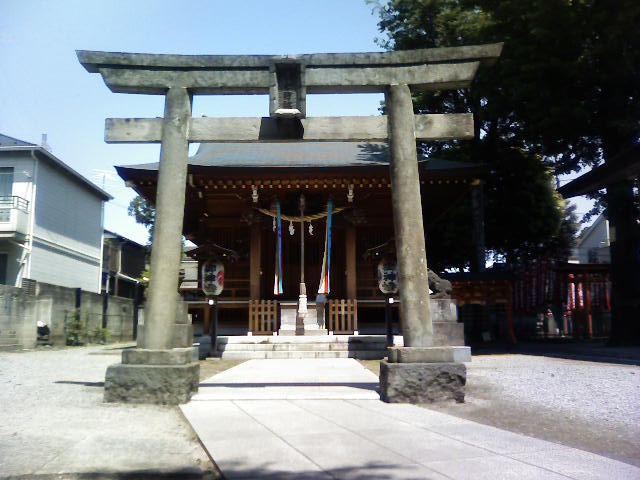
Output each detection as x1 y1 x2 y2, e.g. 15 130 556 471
216 342 386 352
218 335 390 344
214 350 386 360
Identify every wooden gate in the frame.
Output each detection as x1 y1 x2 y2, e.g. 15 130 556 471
327 299 358 334
249 300 278 335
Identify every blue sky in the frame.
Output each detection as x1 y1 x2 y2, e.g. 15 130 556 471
1 0 386 244
1 0 592 245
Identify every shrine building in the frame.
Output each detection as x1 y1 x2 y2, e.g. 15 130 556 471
117 141 483 337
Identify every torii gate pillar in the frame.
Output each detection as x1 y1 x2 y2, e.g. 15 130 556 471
386 84 434 347
143 87 191 351
104 87 200 404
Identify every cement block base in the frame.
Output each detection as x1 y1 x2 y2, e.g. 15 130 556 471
122 347 196 365
303 329 329 336
104 361 199 405
388 346 471 363
379 360 466 404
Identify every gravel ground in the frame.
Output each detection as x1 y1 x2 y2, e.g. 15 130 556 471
0 344 222 479
364 354 640 467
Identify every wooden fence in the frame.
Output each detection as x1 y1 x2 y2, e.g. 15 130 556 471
249 300 278 335
327 299 358 334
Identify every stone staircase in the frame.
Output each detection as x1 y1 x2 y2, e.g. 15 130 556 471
212 335 394 360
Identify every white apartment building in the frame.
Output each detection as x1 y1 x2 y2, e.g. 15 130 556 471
0 133 111 292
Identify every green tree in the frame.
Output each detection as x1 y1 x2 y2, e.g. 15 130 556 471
372 0 639 342
128 195 155 244
372 0 638 268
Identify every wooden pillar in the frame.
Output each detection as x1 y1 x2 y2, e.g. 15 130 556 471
585 274 593 338
249 223 261 299
346 224 357 299
470 179 486 272
203 304 211 336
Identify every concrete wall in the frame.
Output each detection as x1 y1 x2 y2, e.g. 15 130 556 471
0 284 36 351
31 158 103 292
36 281 134 344
0 281 135 350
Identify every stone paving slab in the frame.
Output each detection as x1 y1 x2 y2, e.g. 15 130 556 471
192 358 379 400
182 358 640 479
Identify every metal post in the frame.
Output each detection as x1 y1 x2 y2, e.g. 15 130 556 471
132 282 139 340
385 295 393 347
300 194 305 285
210 298 219 353
298 195 307 319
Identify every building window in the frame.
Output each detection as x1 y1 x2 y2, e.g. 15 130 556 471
0 168 14 223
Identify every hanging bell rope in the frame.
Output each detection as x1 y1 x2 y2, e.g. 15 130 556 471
254 205 348 222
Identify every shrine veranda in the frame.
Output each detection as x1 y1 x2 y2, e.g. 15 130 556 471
78 44 502 404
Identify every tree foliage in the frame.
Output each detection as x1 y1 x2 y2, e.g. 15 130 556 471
371 0 638 267
128 195 155 244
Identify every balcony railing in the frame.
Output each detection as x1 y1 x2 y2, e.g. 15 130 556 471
0 196 29 222
0 196 30 236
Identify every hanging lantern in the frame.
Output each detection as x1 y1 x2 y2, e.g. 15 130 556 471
289 220 295 235
308 222 313 236
201 260 224 296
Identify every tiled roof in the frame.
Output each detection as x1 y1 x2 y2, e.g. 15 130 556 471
119 142 478 172
0 133 36 147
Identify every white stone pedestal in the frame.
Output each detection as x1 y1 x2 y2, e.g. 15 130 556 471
278 301 298 336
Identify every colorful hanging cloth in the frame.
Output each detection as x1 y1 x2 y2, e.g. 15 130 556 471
318 198 333 295
273 200 283 295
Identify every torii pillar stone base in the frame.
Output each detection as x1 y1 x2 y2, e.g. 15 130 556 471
380 84 468 403
104 299 200 405
104 350 199 405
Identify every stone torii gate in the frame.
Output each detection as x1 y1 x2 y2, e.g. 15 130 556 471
78 43 502 404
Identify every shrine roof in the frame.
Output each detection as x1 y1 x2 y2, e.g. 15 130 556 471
117 142 482 173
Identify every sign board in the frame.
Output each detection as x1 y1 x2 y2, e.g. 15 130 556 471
202 261 224 296
377 260 399 295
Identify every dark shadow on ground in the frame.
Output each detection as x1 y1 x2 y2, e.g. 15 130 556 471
87 345 135 356
2 470 219 480
0 460 442 479
54 380 105 387
199 381 379 391
189 459 440 480
470 340 640 366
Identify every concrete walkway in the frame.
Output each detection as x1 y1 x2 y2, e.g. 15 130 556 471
181 359 640 480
